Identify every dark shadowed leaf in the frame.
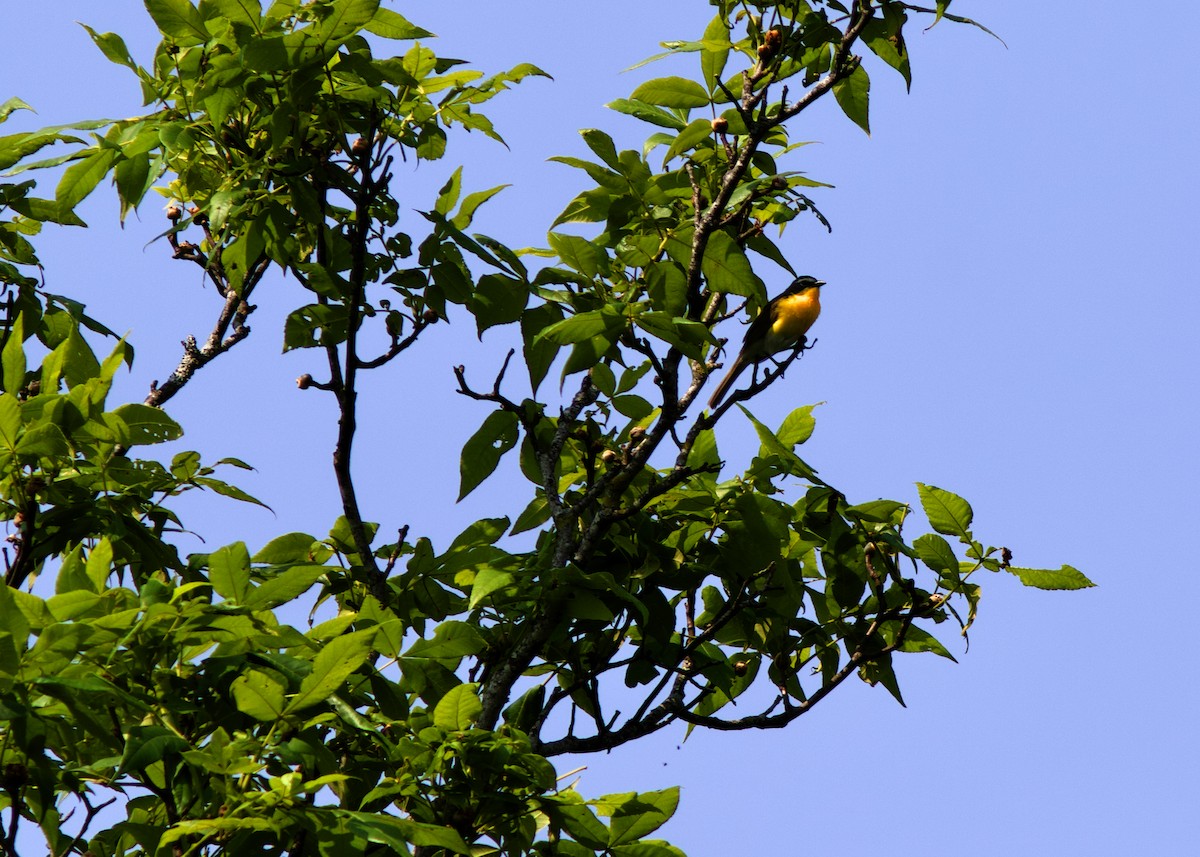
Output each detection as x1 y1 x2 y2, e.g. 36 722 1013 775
833 64 871 135
459 410 519 500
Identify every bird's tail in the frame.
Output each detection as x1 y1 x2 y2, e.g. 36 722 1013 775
708 355 749 409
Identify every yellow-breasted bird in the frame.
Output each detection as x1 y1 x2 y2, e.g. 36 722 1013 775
707 275 824 409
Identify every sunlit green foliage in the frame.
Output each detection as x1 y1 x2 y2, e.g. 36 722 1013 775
0 2 1087 855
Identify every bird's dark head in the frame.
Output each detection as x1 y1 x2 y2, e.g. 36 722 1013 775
785 275 825 295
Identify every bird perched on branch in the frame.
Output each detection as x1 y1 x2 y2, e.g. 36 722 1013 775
707 275 824 409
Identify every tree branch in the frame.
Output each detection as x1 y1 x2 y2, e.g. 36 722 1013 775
327 116 387 577
144 256 264 410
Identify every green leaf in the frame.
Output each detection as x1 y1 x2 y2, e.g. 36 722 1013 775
206 188 240 235
723 492 791 576
193 476 270 510
1008 565 1095 591
231 669 288 721
327 515 379 557
452 184 509 230
85 538 114 592
2 312 25 395
502 684 546 732
554 802 609 850
562 331 618 377
244 566 328 610
318 0 380 41
629 77 710 109
118 725 189 775
469 567 514 608
859 654 906 706
54 546 90 595
341 813 471 855
511 493 552 535
0 582 30 655
745 232 798 276
294 263 346 300
606 99 687 131
862 7 912 91
898 626 957 661
613 394 653 420
521 302 564 395
404 621 485 660
459 410 519 501
548 232 604 279
702 230 761 299
365 7 433 39
924 4 1006 44
432 683 482 730
111 403 183 445
536 306 624 346
0 130 83 173
833 64 871 135
287 629 375 714
113 152 152 222
580 128 621 170
631 312 709 360
58 324 101 389
243 35 292 72
916 483 974 540
55 148 118 215
208 542 252 604
143 0 211 44
476 234 528 279
549 186 609 225
10 196 87 227
646 260 687 316
743 407 819 481
81 25 138 71
434 167 463 216
0 97 34 124
253 532 321 564
607 788 680 846
612 843 688 857
211 0 261 26
469 273 528 335
549 153 623 190
913 533 959 576
663 117 713 165
590 361 616 395
283 303 349 350
701 15 731 93
159 818 277 850
776 404 817 446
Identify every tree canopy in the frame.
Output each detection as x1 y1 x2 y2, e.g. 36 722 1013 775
0 2 1091 856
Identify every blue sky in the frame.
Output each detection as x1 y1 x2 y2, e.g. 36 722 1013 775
4 2 1199 854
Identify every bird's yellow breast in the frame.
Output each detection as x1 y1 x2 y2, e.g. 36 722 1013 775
769 289 821 344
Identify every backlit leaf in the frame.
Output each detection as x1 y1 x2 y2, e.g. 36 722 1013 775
607 788 680 846
432 683 482 730
287 629 375 713
630 77 710 109
916 483 974 539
